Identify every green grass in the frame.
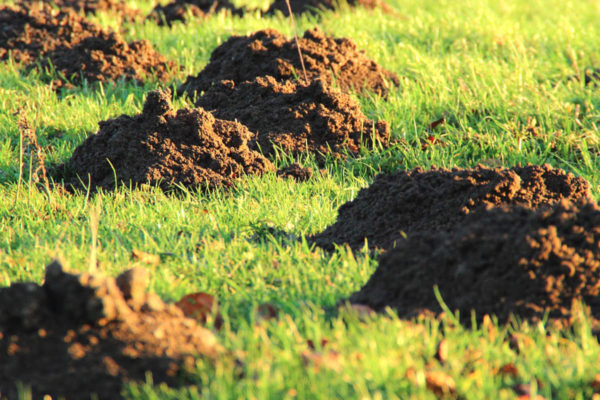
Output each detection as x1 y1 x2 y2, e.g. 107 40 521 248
1 0 600 398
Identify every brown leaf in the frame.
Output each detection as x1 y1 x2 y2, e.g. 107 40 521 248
421 135 443 150
428 117 446 131
425 371 456 398
176 292 223 329
496 363 519 378
513 383 545 399
436 339 449 363
300 349 340 372
131 249 160 265
257 303 278 321
307 338 329 350
591 373 600 392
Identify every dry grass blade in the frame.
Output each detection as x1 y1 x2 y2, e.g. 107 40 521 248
285 0 309 83
13 109 50 194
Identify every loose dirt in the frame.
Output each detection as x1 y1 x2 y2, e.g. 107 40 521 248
16 0 140 21
312 164 592 252
63 90 273 191
39 30 177 89
349 200 600 325
277 163 314 181
178 27 399 97
0 261 221 400
148 0 243 26
266 0 392 16
0 3 103 64
195 76 390 159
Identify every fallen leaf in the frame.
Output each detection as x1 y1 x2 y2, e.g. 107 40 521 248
176 292 223 329
131 249 160 265
436 339 449 364
496 363 519 378
513 383 545 400
591 373 600 392
300 350 340 372
425 371 456 398
257 303 278 321
428 117 446 130
307 338 329 350
421 135 443 150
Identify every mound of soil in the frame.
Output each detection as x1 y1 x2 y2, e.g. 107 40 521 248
39 30 177 89
349 200 600 325
277 163 314 181
64 90 273 191
178 27 399 97
266 0 392 16
0 3 103 64
195 76 390 159
312 164 592 252
147 0 243 26
0 261 221 400
17 0 140 20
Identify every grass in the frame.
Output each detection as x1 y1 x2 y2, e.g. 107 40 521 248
1 0 600 398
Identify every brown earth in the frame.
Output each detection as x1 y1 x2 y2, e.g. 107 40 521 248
195 76 390 159
147 0 243 26
0 261 221 400
311 164 592 252
63 90 274 192
16 0 140 21
39 29 177 89
277 163 314 181
178 27 399 97
0 3 103 64
266 0 393 16
349 200 600 326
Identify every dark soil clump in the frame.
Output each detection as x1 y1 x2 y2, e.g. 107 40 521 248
349 200 600 325
0 261 221 400
39 30 177 89
148 0 243 26
312 164 592 252
17 0 140 21
64 90 274 191
266 0 392 16
195 76 390 159
0 3 103 64
277 163 314 181
178 27 399 97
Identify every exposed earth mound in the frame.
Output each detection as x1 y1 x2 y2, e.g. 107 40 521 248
267 0 392 16
178 27 399 97
0 261 221 400
64 90 274 191
0 3 103 64
195 76 390 159
148 0 243 26
312 164 592 251
349 200 600 325
39 30 177 89
16 0 140 20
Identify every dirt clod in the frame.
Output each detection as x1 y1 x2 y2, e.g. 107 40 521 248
349 200 600 325
312 164 592 252
178 27 399 97
195 76 390 159
266 0 393 16
0 261 221 400
277 163 314 181
64 90 274 191
148 0 243 26
17 0 140 20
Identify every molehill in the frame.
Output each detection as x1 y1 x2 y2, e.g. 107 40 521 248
147 0 243 26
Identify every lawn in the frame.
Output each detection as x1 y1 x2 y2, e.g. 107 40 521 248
1 0 600 398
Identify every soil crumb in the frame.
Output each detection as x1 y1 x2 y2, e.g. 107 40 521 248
312 164 592 252
0 260 221 400
148 0 243 26
0 3 103 64
277 163 314 181
178 27 399 97
195 76 390 159
267 0 392 15
39 30 177 89
349 200 600 326
16 0 140 20
64 90 274 191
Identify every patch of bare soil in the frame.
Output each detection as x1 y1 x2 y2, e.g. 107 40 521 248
266 0 393 16
63 90 273 191
277 163 314 181
178 27 399 97
195 76 390 159
0 3 103 64
0 261 221 400
39 30 177 89
312 164 592 252
17 0 140 21
147 0 243 26
349 200 600 326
